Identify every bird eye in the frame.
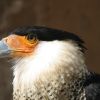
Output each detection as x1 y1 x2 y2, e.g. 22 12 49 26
26 33 37 43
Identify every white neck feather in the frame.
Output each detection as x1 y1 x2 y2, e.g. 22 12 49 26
13 40 86 92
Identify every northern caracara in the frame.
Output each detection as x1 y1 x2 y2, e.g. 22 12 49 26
0 26 100 100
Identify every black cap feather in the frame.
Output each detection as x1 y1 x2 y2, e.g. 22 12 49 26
11 26 86 52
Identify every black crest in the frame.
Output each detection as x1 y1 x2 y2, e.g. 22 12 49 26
11 26 86 52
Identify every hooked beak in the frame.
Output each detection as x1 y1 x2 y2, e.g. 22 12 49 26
0 40 11 57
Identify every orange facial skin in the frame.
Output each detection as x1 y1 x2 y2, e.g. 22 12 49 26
3 34 38 57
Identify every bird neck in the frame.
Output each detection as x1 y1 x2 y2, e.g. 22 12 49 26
12 40 88 94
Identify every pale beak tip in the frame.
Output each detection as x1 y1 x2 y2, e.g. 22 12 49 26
0 40 11 57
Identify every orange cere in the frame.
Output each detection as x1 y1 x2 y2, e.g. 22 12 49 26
3 34 38 53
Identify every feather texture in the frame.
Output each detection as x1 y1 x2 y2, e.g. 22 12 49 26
13 40 88 100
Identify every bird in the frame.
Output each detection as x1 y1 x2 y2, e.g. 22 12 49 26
0 26 100 100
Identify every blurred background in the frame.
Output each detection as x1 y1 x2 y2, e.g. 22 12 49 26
0 0 100 100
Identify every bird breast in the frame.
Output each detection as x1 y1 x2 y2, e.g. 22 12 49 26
13 40 88 100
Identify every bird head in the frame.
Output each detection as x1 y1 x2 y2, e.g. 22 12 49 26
0 26 85 59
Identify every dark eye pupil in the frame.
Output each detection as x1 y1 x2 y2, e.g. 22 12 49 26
27 33 36 40
27 34 33 40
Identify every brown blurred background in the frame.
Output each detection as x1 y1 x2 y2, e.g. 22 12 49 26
0 0 100 100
